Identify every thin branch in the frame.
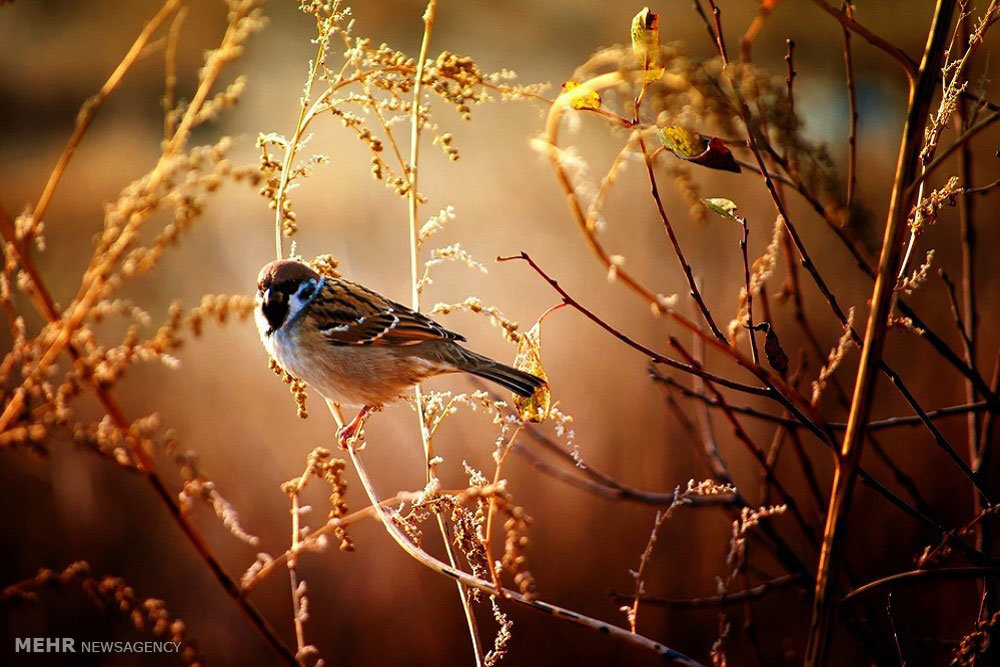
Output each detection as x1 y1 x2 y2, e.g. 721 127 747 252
333 401 706 666
611 574 805 609
843 567 1000 603
638 136 726 341
806 0 918 80
30 0 180 227
807 4 958 663
841 3 859 207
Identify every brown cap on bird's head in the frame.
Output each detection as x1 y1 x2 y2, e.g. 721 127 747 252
257 259 321 293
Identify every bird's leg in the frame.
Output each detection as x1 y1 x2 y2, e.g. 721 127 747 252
336 404 379 450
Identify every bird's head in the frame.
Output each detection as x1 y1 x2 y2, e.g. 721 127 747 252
256 259 324 335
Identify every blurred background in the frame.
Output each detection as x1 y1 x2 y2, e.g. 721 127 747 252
1 1 998 665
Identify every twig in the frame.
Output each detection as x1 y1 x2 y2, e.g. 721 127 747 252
669 338 819 551
638 136 726 341
806 0 918 80
611 574 805 609
332 401 707 666
0 8 297 663
656 372 989 432
887 593 907 666
738 216 759 363
706 0 729 64
29 0 180 228
497 251 827 438
806 4 958 663
841 3 858 207
785 39 796 115
162 6 188 140
842 567 1000 603
404 3 484 662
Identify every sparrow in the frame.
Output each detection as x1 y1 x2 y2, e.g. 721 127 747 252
255 259 545 445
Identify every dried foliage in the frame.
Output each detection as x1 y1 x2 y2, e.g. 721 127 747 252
4 0 1000 666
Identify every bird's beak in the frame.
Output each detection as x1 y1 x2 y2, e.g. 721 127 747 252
262 288 272 306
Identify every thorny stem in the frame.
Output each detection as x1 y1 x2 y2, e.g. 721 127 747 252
806 3 958 664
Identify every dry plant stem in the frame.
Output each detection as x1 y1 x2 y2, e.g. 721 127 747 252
483 428 521 592
29 0 180 227
842 567 1000 603
637 136 725 342
909 109 1000 193
288 489 309 660
327 404 706 666
738 218 759 364
0 4 296 659
613 574 804 609
0 211 297 667
670 338 818 550
954 14 982 560
743 88 988 500
163 6 188 140
25 0 261 392
806 3 958 664
273 34 327 260
402 2 483 662
775 230 933 513
806 0 918 81
841 2 858 207
785 39 796 123
497 253 966 546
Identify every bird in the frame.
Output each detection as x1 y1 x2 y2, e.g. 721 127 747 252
255 259 546 446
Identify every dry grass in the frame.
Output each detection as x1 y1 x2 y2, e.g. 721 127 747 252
2 1 1000 665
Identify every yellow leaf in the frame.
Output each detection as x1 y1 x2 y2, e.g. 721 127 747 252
631 7 663 82
561 81 602 111
702 198 739 219
658 125 706 159
513 321 550 423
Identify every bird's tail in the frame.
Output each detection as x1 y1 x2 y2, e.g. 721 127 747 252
459 349 545 398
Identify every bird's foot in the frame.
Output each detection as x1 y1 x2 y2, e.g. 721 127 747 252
337 405 379 450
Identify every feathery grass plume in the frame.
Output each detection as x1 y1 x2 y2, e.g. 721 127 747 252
811 307 856 406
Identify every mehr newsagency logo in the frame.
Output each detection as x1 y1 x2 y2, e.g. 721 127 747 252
15 637 183 654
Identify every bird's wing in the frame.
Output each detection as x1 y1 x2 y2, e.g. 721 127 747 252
314 278 465 346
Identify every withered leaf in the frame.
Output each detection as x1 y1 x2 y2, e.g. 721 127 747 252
763 324 789 377
513 321 550 423
658 127 741 173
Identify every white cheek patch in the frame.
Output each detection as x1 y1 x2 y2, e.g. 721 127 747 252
286 278 324 325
